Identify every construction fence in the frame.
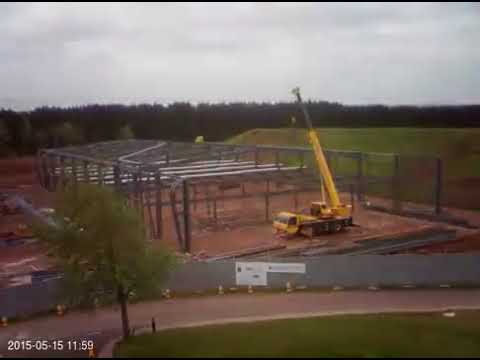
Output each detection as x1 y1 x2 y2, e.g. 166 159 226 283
2 254 480 319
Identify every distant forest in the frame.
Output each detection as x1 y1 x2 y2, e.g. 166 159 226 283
1 101 480 156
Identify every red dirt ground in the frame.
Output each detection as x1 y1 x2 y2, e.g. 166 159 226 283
149 182 479 257
444 177 480 211
0 156 37 186
0 156 53 208
396 232 480 254
0 157 54 278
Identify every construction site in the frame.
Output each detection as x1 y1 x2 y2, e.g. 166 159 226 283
30 138 477 259
3 4 480 358
1 89 480 292
1 91 480 289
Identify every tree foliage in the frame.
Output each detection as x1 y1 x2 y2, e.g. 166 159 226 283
51 122 85 147
117 124 135 140
2 102 480 156
33 183 175 338
0 119 12 156
0 111 33 154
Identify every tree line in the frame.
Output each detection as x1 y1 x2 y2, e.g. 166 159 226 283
1 101 479 156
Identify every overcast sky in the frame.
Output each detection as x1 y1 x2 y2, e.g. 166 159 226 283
1 2 479 110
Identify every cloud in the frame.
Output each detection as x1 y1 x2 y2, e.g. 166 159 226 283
0 2 479 110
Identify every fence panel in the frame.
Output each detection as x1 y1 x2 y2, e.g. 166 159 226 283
3 255 479 319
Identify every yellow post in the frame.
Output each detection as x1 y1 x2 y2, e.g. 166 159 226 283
286 281 293 293
218 285 224 295
128 290 137 303
163 289 171 299
1 316 7 327
56 304 64 316
248 285 253 294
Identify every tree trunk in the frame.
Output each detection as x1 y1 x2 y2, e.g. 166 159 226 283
117 284 130 340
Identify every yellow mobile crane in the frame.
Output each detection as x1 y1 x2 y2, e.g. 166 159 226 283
273 87 353 237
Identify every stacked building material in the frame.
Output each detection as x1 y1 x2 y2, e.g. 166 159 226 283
205 244 286 262
323 226 457 255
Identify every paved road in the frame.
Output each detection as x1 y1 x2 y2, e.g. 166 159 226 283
2 289 480 358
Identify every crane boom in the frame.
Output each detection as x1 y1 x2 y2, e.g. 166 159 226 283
292 87 341 208
272 87 352 237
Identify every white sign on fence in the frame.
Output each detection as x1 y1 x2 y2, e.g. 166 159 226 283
235 262 267 286
235 262 307 286
265 263 306 274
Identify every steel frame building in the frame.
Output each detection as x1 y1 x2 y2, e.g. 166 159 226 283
36 140 442 253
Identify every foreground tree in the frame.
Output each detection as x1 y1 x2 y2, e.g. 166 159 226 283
33 183 175 339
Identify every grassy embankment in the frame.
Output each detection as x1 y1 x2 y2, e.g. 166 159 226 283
115 311 480 357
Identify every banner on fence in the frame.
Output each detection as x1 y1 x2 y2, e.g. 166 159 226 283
265 263 306 274
235 262 267 286
235 262 307 286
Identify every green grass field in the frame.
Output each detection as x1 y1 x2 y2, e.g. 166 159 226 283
228 128 480 178
228 128 480 210
115 311 480 358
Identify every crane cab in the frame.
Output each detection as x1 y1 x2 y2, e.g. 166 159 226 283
273 212 300 235
311 201 352 218
310 202 332 218
273 211 317 235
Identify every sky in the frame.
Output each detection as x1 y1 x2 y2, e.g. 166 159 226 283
1 2 479 110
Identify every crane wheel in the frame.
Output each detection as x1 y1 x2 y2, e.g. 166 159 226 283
333 223 342 233
306 227 314 239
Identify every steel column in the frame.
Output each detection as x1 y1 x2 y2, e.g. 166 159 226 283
182 179 192 253
392 154 402 212
357 152 364 201
435 158 443 215
155 173 163 240
265 179 270 222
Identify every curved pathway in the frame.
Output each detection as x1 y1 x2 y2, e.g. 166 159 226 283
2 289 480 357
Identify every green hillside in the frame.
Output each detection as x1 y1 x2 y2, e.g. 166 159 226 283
228 128 480 178
228 128 480 210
